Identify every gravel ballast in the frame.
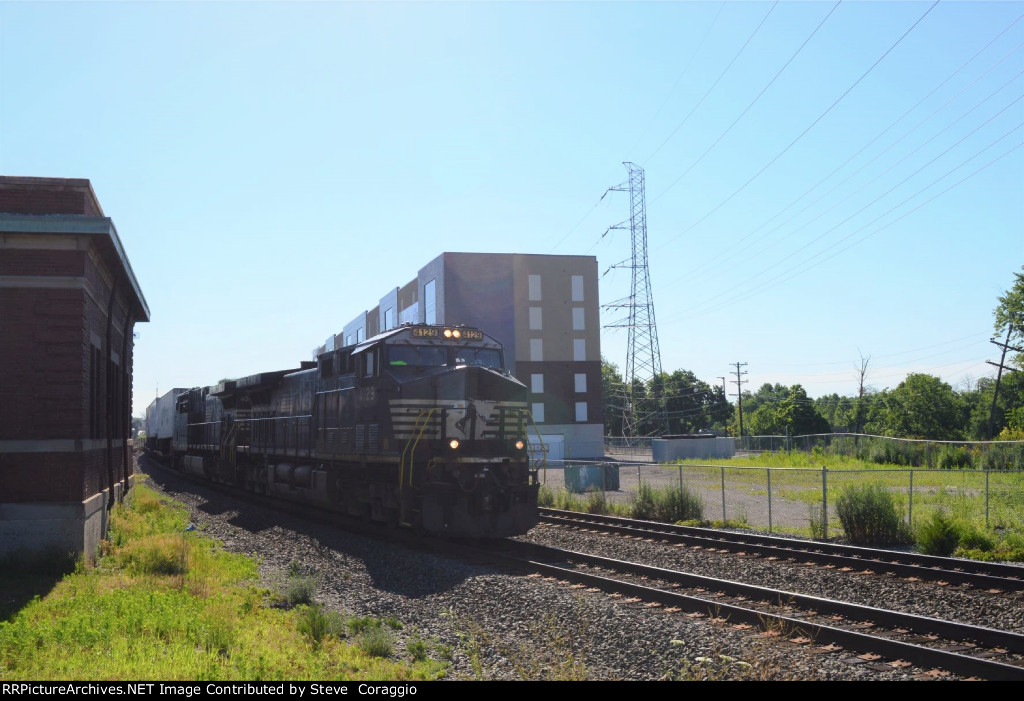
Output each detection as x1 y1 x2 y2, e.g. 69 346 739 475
141 461 1020 681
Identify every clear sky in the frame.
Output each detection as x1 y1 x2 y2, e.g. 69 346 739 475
1 0 1021 418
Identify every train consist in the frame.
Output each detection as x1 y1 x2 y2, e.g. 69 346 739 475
161 324 542 538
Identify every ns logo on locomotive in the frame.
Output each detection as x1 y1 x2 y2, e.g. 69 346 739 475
167 324 542 538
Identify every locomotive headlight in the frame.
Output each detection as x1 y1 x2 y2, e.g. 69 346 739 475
443 329 453 338
515 440 525 450
449 439 460 450
452 329 461 338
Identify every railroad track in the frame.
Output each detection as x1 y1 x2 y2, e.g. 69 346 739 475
538 508 1024 593
471 538 1024 681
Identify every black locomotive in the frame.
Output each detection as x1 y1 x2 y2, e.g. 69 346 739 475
170 324 541 538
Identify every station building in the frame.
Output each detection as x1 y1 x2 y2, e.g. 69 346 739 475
0 176 149 561
317 252 603 460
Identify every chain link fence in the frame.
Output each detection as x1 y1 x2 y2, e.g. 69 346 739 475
538 434 1024 538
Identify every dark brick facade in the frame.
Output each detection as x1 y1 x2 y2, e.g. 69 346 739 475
0 176 148 559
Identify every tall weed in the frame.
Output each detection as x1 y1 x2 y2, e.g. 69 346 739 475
835 483 911 546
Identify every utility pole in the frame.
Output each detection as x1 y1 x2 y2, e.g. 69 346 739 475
603 162 667 440
987 324 1022 439
730 362 748 440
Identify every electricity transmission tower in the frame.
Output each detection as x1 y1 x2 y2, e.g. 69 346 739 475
603 162 668 439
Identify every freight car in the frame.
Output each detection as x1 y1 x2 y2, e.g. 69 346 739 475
169 324 542 538
144 387 187 457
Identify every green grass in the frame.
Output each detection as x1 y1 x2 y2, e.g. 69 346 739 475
544 451 1024 560
664 453 1024 544
0 481 445 681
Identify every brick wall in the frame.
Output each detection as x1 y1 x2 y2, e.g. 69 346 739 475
0 177 102 216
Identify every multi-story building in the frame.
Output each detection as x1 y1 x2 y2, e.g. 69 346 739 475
318 252 603 459
0 177 149 561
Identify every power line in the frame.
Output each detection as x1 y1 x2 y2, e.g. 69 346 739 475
653 0 941 251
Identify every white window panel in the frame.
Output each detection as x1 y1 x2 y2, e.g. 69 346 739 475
575 402 588 422
528 274 542 301
424 279 437 324
531 374 544 394
573 338 586 361
571 275 584 301
529 306 543 330
531 338 544 361
574 373 587 393
532 402 545 423
572 307 585 330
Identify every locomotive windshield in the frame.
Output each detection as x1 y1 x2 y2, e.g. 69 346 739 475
385 344 504 375
388 346 448 369
454 347 502 370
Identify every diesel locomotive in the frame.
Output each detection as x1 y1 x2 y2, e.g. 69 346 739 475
169 324 542 538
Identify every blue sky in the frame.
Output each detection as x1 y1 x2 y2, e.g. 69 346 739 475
1 1 1021 418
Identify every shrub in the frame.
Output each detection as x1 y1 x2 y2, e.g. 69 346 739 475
835 483 910 546
537 485 555 507
296 604 345 648
656 484 704 523
407 636 429 663
957 525 996 552
937 445 973 470
584 489 608 514
917 511 960 556
284 574 318 606
358 626 394 658
629 483 657 520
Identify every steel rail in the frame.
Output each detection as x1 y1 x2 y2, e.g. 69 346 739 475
488 540 1024 681
539 508 1024 591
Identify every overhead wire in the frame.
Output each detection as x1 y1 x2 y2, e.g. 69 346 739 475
666 112 1024 320
673 24 1024 292
652 0 942 251
641 1 781 166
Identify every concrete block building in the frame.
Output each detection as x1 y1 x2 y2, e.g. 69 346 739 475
0 177 149 561
318 252 603 459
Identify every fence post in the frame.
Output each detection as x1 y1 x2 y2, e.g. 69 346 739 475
767 467 773 534
908 469 913 530
720 465 727 523
821 465 828 541
986 469 990 529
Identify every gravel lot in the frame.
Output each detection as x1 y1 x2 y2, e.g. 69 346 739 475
139 457 1022 681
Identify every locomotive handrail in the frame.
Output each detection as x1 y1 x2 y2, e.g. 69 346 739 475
400 408 438 493
523 409 547 482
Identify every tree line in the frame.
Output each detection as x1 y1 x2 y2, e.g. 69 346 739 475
602 267 1024 442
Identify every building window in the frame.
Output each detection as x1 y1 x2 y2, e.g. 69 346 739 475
529 306 542 330
424 279 437 324
345 334 354 347
573 338 586 361
575 402 588 422
572 275 584 301
531 402 545 423
531 374 544 394
530 338 543 361
383 307 394 331
572 307 585 331
574 373 587 393
356 328 364 343
528 274 541 301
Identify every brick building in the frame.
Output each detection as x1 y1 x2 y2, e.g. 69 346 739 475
318 252 603 459
0 177 149 561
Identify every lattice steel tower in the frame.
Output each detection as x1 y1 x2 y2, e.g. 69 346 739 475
604 162 668 437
